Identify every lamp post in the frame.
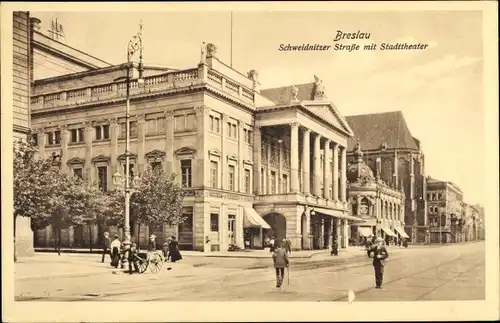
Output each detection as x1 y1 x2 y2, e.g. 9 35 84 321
114 22 145 241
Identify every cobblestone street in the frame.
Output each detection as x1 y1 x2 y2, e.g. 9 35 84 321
15 242 484 301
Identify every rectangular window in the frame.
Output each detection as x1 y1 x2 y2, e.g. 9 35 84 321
215 117 220 133
97 166 108 192
210 213 219 232
186 114 196 129
151 161 162 171
210 161 218 188
282 174 288 194
47 131 61 145
157 118 166 133
70 128 84 143
270 171 276 194
119 122 138 138
228 165 235 191
181 159 192 188
244 169 251 193
78 128 85 142
246 130 252 144
95 126 102 140
209 116 221 133
94 125 109 140
73 168 83 179
232 124 237 139
175 115 184 132
227 123 232 138
31 133 38 146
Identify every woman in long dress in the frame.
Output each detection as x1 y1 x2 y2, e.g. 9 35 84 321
168 236 182 263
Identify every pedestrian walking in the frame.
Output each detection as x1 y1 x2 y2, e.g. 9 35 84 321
331 240 339 256
110 235 121 268
127 243 140 275
167 235 182 263
272 242 289 288
147 234 156 260
282 236 292 254
269 236 276 253
162 237 172 262
368 237 389 289
101 232 111 263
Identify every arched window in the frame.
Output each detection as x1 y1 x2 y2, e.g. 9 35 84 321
359 197 370 216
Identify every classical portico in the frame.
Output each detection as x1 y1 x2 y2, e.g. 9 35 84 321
253 79 358 250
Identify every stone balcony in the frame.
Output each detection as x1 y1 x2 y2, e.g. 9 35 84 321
30 65 255 112
254 193 351 211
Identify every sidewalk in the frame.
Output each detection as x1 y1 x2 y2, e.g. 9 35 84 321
34 247 331 259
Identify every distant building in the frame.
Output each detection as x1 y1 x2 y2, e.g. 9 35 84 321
426 176 466 243
463 203 485 241
347 140 407 245
30 37 359 251
13 11 34 257
345 111 427 243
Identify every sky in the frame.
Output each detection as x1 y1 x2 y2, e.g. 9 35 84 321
33 10 485 205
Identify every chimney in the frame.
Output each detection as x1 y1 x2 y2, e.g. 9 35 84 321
30 17 41 32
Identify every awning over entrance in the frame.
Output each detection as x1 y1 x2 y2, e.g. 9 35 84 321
315 207 365 223
381 226 397 237
358 227 373 237
394 226 410 238
244 208 271 229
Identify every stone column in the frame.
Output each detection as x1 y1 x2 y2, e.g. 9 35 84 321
59 125 69 172
290 122 299 193
37 128 46 159
195 106 210 187
109 118 119 186
333 143 339 201
238 121 245 192
221 114 229 190
302 128 311 195
313 133 322 197
340 146 347 202
165 111 174 175
266 135 272 194
319 216 325 249
137 114 146 173
323 139 331 199
84 122 93 181
253 126 262 195
302 210 311 250
336 218 341 244
342 219 349 248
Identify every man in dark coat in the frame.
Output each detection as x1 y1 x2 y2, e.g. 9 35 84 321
331 240 339 256
128 243 140 275
368 237 389 288
272 242 289 288
101 232 111 263
168 236 182 263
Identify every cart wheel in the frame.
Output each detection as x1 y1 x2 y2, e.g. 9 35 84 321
138 258 148 274
149 253 163 273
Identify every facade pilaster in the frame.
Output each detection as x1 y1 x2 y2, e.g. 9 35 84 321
323 139 331 199
164 111 174 175
340 146 347 202
302 128 311 195
266 135 272 194
278 140 284 193
37 128 46 159
84 121 93 181
313 133 322 197
252 126 262 195
290 122 299 193
333 143 339 201
238 121 245 192
109 118 118 183
58 124 69 172
137 114 146 173
221 114 229 190
195 106 210 187
302 210 311 249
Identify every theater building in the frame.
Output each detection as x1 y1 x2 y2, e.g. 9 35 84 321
346 141 407 244
345 112 428 243
30 37 358 251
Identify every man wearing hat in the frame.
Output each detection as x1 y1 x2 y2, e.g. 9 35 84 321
110 234 122 268
368 237 389 289
101 232 111 263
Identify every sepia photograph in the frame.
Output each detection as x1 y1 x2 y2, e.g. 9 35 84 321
2 1 498 322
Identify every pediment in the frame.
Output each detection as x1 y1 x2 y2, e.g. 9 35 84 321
145 149 166 159
67 157 85 165
208 148 221 156
117 152 137 160
92 155 111 163
303 103 354 136
175 146 197 155
227 153 238 161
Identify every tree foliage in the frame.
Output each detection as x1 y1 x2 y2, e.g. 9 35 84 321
131 167 185 227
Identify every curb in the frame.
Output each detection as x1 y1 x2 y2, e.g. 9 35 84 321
34 248 331 259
